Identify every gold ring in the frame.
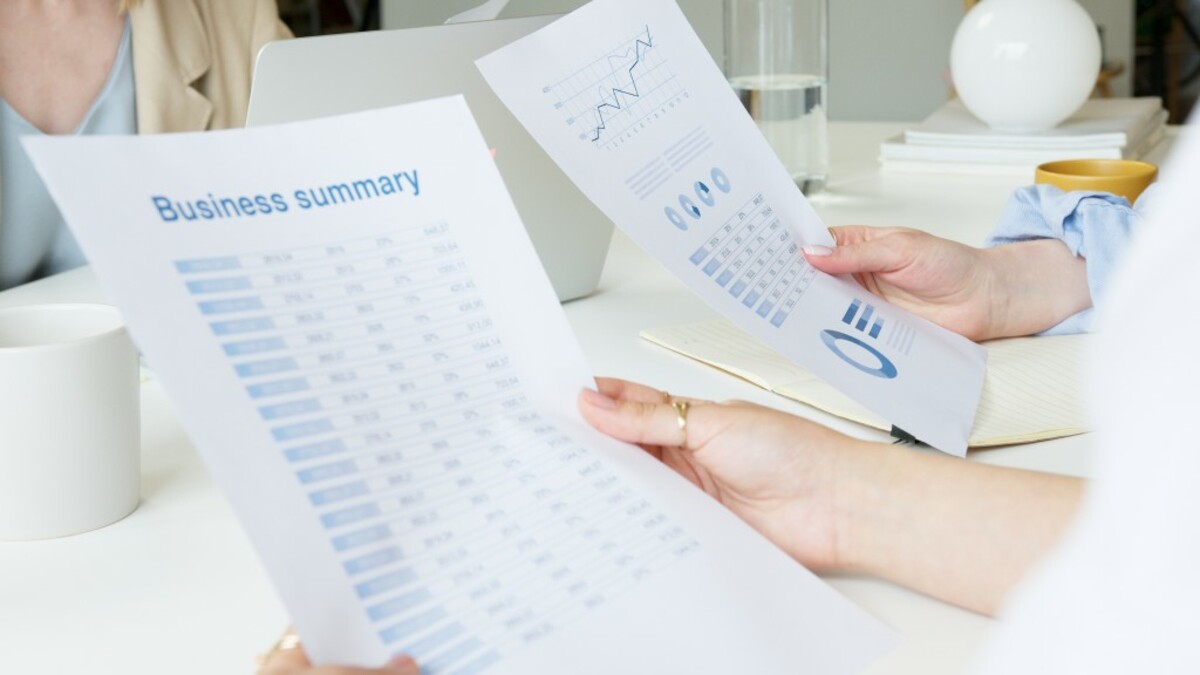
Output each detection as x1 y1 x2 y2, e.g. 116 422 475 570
257 630 302 670
672 400 690 448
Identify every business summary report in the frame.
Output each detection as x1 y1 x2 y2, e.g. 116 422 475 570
478 0 986 455
25 98 897 673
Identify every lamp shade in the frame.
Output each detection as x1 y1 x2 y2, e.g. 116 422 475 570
951 0 1101 132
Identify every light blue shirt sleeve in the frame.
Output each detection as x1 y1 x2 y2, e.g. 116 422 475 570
985 183 1158 335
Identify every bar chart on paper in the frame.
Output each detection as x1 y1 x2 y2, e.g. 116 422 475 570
174 225 699 673
686 192 817 329
544 25 688 150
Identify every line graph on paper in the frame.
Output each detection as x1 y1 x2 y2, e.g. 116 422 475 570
543 25 688 150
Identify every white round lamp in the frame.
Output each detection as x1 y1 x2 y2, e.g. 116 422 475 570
951 0 1102 133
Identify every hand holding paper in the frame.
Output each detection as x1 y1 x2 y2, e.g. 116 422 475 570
24 96 897 673
477 0 987 455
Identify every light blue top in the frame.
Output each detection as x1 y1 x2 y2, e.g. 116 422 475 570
986 183 1159 335
0 18 136 290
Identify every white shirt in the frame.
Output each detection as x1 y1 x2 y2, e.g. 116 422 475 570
976 123 1200 672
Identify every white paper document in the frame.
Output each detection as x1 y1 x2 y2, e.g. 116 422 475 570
477 0 986 455
25 98 897 673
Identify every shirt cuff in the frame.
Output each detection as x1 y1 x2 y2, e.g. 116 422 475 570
985 184 1152 335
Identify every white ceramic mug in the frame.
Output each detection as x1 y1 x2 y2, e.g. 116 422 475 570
0 304 140 540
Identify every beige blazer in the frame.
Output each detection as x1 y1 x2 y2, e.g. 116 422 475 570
130 0 292 133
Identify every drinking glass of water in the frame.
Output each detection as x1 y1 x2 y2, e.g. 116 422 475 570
725 0 829 195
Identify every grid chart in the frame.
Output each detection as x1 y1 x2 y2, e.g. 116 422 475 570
175 227 698 674
688 194 817 328
544 25 688 150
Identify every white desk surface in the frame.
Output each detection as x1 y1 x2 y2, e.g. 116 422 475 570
0 122 1169 675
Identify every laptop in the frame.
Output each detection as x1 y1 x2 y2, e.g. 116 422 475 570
246 15 613 302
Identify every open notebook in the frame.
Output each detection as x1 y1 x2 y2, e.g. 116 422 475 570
642 319 1090 447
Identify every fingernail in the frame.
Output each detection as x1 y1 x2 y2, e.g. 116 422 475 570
581 387 617 410
802 244 834 257
386 654 419 673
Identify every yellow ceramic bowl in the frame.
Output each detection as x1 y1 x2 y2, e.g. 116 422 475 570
1034 159 1158 204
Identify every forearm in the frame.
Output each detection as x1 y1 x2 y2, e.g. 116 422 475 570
983 239 1092 339
837 443 1084 615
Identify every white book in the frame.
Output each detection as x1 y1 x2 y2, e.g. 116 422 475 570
882 113 1166 164
880 125 1166 177
905 97 1165 150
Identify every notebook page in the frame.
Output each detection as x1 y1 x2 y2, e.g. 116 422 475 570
643 319 1089 447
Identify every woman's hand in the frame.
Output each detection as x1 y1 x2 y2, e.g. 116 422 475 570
804 226 1090 340
257 629 419 675
580 377 1085 615
803 226 997 340
578 377 878 570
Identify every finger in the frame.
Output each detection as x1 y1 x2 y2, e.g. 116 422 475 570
826 225 905 247
256 637 310 675
594 377 670 405
385 655 421 675
294 665 418 675
826 224 870 247
579 389 722 451
594 377 708 407
262 656 419 675
258 632 420 675
805 233 915 276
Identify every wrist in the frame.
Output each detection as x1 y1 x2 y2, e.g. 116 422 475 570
979 245 1017 340
979 240 1091 338
831 441 916 573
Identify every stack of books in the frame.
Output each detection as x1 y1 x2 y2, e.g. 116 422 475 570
879 97 1168 175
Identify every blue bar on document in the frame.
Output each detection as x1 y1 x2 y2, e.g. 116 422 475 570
771 311 788 327
236 358 299 377
842 299 861 325
211 317 275 335
729 280 748 297
756 301 774 318
454 651 502 675
856 304 875 332
186 277 252 294
379 606 449 644
742 291 760 308
333 524 393 552
344 546 404 575
420 638 484 672
716 270 733 287
366 588 432 621
175 257 242 274
259 398 322 420
403 623 466 659
223 337 287 356
298 460 358 484
285 438 347 462
271 418 334 441
355 568 418 599
702 259 721 276
308 480 369 505
321 503 382 528
869 319 884 339
202 298 267 316
689 247 709 265
248 378 310 398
